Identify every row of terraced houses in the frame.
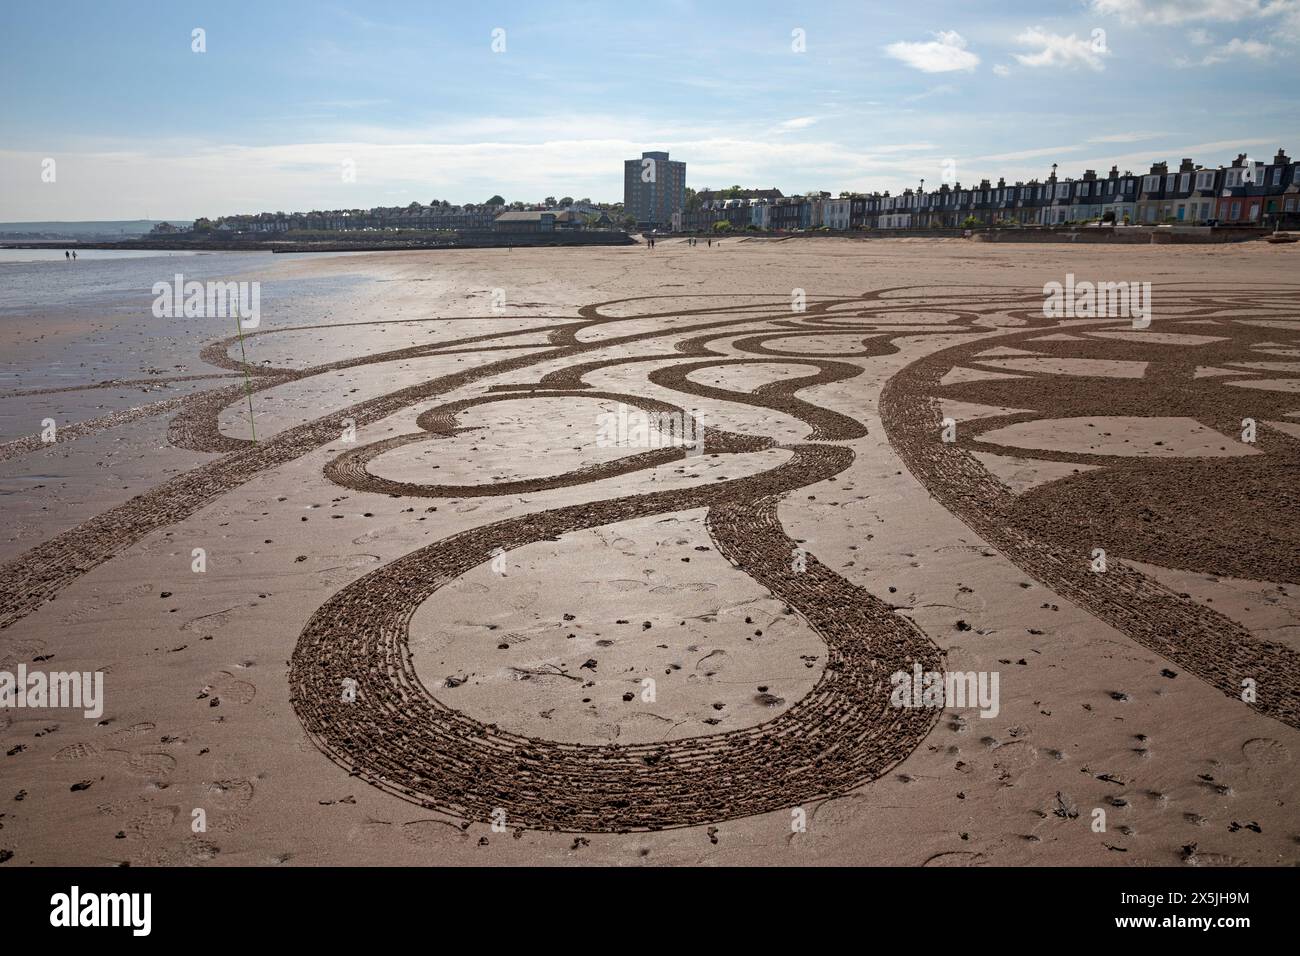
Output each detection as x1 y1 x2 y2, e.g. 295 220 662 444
674 149 1299 232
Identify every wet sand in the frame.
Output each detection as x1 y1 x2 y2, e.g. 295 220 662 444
0 237 1297 865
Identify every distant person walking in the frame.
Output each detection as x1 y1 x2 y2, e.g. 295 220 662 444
64 250 70 259
71 250 77 259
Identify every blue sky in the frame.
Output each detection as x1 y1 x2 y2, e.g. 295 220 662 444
2 0 1298 219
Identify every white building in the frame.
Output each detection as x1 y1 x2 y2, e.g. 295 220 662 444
822 198 851 230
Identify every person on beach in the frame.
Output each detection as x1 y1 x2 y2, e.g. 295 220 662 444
65 250 70 259
71 250 77 259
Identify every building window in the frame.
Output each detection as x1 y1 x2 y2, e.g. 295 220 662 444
1272 168 1283 185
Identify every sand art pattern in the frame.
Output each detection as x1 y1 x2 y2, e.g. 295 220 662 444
2 282 1298 831
881 287 1300 728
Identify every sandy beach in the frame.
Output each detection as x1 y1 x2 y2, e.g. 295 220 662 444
1 237 1297 866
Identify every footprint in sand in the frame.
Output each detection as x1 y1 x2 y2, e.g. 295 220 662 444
650 582 718 595
51 741 105 762
400 818 470 847
315 553 381 587
1242 737 1291 785
200 670 257 705
604 579 646 593
59 583 154 626
123 804 180 840
0 638 47 669
448 580 489 596
507 590 539 612
106 721 156 743
200 778 255 833
181 608 234 633
205 777 255 812
349 818 394 843
124 752 177 779
793 793 870 843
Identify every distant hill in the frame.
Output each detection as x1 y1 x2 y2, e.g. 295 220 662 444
0 220 193 239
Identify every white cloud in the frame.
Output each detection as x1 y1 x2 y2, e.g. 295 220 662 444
974 144 1084 163
777 116 819 131
1177 35 1277 64
1091 0 1292 24
885 31 980 73
1088 132 1170 143
902 84 958 102
1013 28 1110 70
1188 27 1215 43
1215 35 1277 55
1091 0 1300 39
992 64 1012 76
